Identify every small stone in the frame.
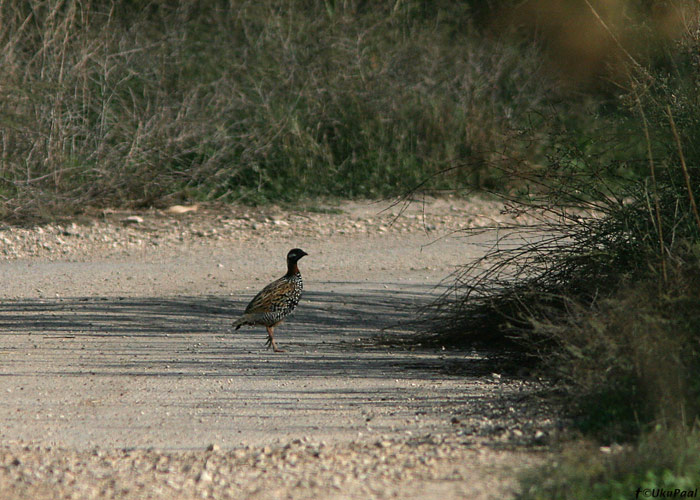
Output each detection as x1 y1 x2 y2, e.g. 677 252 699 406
62 223 80 236
122 216 143 225
197 470 212 483
165 205 198 215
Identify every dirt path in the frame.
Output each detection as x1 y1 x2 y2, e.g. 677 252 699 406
0 197 551 499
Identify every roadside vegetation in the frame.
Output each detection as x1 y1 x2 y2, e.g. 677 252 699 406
2 0 700 497
416 1 700 498
0 0 551 220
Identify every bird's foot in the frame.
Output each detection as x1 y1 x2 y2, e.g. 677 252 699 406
265 337 285 352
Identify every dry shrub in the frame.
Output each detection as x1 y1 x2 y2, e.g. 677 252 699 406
424 3 700 440
532 252 700 439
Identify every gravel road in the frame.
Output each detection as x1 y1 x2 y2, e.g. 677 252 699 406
0 197 554 499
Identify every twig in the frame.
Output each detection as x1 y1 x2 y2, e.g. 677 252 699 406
583 0 642 70
637 97 667 284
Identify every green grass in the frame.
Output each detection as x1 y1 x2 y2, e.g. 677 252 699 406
0 1 555 220
1 1 687 222
519 430 700 500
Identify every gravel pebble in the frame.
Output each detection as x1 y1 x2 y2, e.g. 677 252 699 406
0 436 542 500
0 196 547 261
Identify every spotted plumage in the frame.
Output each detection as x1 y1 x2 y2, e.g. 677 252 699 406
233 248 307 352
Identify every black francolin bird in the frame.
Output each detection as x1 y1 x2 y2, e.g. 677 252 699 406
233 248 308 352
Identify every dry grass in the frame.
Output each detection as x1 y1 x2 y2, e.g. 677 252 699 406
0 1 554 221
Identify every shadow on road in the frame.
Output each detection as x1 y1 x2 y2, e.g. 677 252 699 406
0 286 434 335
0 285 468 380
0 284 553 451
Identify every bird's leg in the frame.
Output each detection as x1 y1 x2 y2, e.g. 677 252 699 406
265 326 285 353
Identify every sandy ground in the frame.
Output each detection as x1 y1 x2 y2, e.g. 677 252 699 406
0 197 553 499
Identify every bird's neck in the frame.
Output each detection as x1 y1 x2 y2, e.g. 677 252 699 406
286 262 300 276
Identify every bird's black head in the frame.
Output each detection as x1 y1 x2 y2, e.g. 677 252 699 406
287 248 308 263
